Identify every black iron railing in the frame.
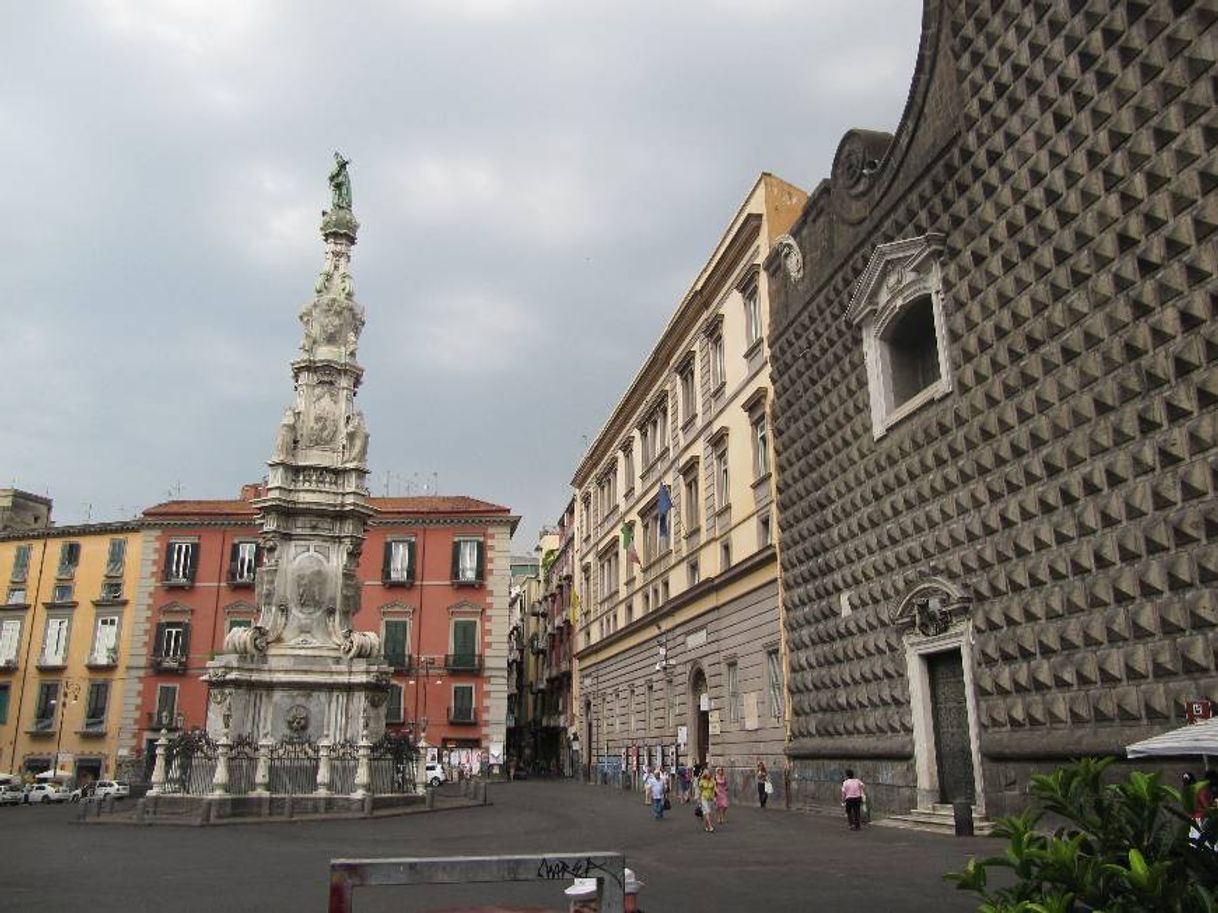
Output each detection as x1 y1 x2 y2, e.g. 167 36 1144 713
444 653 482 673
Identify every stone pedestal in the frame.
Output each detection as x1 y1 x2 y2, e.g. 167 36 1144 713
206 650 389 744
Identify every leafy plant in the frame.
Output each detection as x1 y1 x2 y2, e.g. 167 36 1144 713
945 757 1218 912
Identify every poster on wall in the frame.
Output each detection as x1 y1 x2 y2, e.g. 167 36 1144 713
651 745 662 770
677 725 688 746
489 743 503 765
708 710 721 736
699 693 710 711
665 744 677 768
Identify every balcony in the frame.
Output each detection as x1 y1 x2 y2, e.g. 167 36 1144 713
27 717 55 735
78 721 108 737
86 651 119 670
447 706 478 725
384 652 412 672
153 654 187 673
146 710 183 730
444 653 483 673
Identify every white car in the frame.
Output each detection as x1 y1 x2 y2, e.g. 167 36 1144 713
95 780 130 799
424 763 446 787
28 783 71 804
0 784 24 806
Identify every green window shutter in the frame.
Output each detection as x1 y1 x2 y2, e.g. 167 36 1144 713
381 541 393 583
0 685 9 724
474 541 485 583
451 541 461 581
384 620 408 667
186 544 199 583
154 622 168 657
454 685 473 715
405 540 416 585
180 622 191 660
163 544 175 581
228 543 240 582
453 620 477 658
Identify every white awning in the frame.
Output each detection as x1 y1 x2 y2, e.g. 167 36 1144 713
1126 719 1218 759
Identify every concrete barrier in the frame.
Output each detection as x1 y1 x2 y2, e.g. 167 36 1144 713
328 852 626 913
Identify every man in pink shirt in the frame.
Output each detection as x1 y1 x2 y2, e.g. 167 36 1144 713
841 769 866 830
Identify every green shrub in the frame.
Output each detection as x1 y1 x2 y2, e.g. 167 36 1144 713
945 757 1218 912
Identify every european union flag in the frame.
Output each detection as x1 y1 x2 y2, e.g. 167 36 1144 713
658 482 672 538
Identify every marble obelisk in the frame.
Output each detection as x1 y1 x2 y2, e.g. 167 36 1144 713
205 154 391 744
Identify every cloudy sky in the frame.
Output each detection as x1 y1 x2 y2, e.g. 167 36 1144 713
2 0 921 544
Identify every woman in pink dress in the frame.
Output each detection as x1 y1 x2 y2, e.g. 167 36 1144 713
713 766 729 825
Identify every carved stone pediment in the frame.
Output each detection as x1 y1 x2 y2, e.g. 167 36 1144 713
891 573 972 638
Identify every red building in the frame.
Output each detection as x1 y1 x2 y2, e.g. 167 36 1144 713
134 489 516 770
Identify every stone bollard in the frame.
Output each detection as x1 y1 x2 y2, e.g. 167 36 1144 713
135 798 146 824
315 738 333 796
212 734 232 796
425 787 435 809
353 737 372 799
199 799 213 826
147 729 170 796
363 793 373 817
253 739 272 796
285 794 294 819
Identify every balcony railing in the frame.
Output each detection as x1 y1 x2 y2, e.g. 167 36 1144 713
153 654 187 672
448 706 478 725
29 717 55 734
444 653 483 673
384 652 412 672
86 651 119 669
146 710 182 730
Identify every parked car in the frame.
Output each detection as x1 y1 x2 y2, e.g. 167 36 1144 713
69 783 96 802
27 783 71 804
95 780 130 799
424 763 446 787
0 784 24 805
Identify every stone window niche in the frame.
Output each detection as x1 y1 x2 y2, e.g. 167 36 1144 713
847 233 952 439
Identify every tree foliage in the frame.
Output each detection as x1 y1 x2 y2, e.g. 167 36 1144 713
945 757 1218 913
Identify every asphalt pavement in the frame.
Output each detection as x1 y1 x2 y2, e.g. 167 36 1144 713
0 780 996 912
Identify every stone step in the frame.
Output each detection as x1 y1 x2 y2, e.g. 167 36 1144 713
873 806 995 837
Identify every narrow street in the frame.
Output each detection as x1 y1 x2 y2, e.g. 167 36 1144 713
1 780 994 912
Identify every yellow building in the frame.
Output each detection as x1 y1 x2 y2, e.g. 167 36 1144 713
572 173 806 791
0 522 147 782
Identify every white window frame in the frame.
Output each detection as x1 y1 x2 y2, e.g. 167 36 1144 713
91 616 120 665
166 540 195 583
42 617 70 666
0 618 21 665
386 538 413 584
162 624 186 658
744 287 762 346
715 448 730 510
711 333 726 389
455 538 481 584
752 414 769 478
847 233 953 439
233 541 258 584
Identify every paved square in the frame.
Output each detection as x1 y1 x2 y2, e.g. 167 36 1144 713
2 781 996 912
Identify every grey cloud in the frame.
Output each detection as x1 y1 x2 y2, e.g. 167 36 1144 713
1 0 921 537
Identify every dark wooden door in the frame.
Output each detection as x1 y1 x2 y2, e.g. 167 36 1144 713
927 649 975 803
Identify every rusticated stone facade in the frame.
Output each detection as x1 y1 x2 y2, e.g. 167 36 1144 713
767 0 1218 821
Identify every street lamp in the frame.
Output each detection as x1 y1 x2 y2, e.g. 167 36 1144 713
50 679 82 776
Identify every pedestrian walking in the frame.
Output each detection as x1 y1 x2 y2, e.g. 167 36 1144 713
644 766 668 820
697 767 716 832
714 766 729 825
841 768 866 830
756 758 770 808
